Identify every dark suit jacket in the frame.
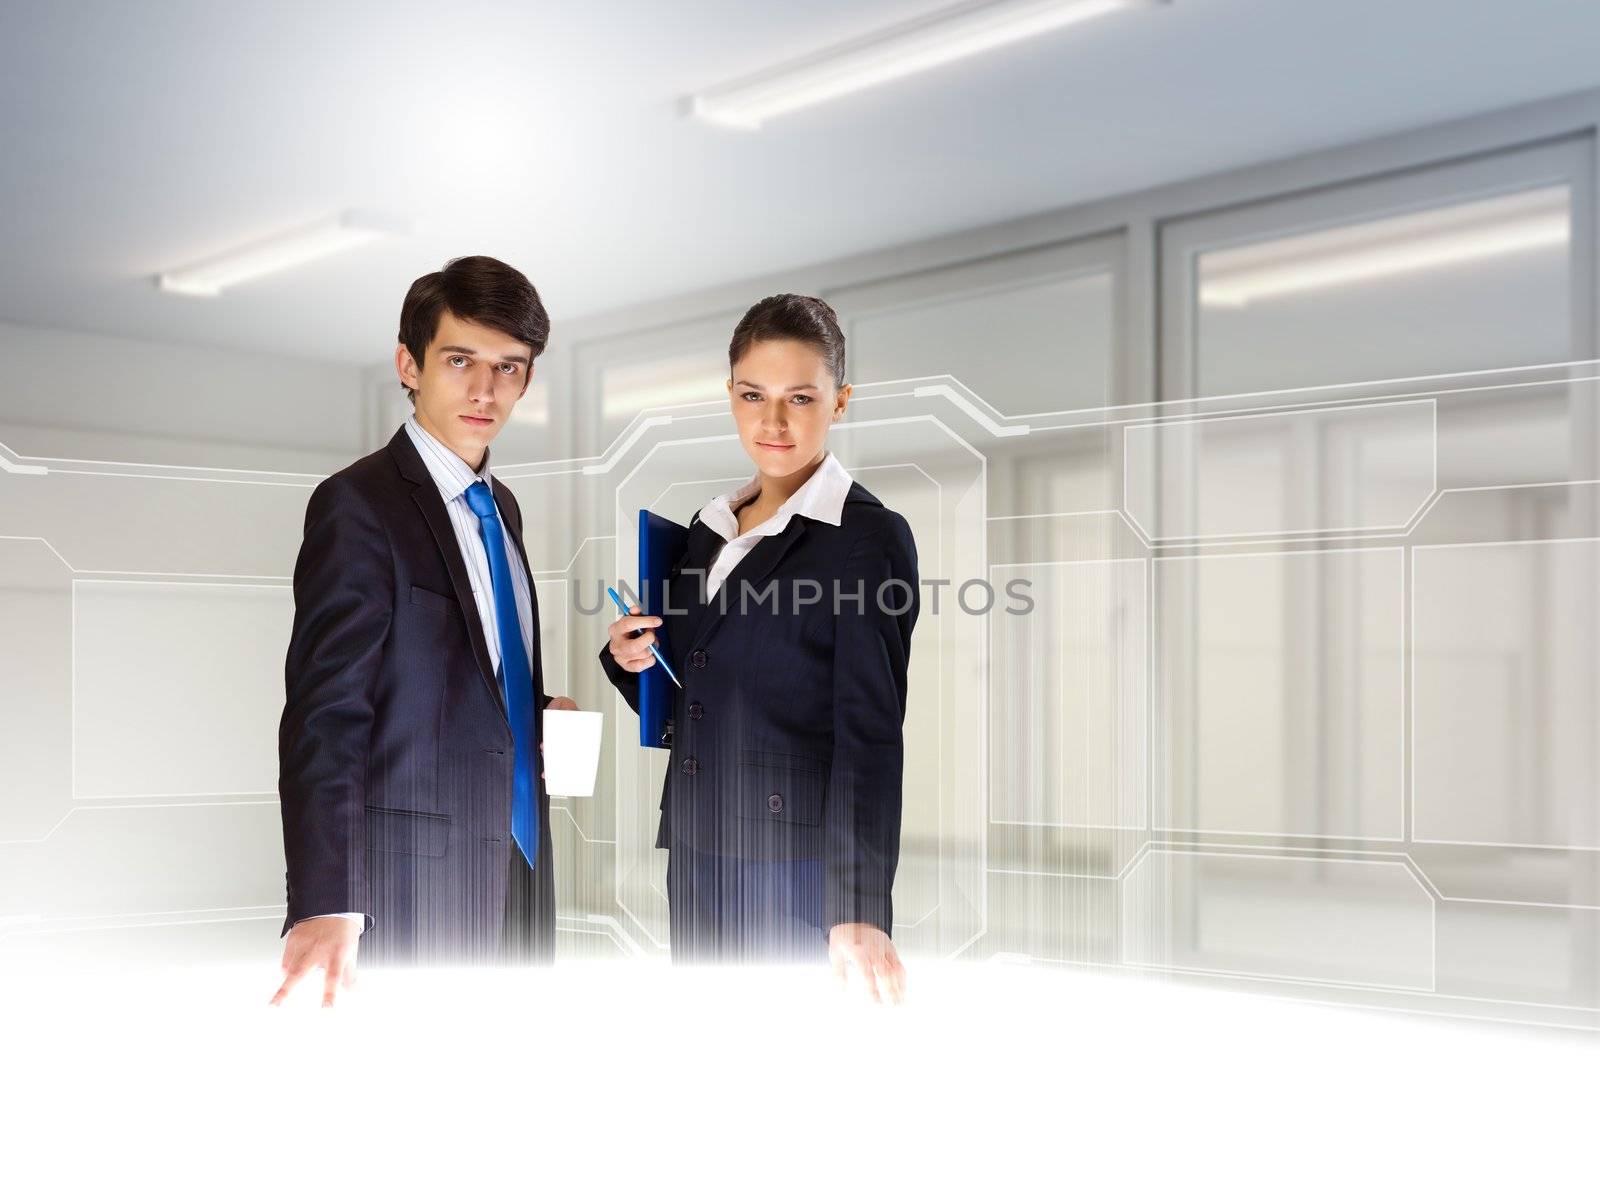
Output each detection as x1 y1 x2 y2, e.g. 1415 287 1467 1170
599 482 919 933
278 425 555 963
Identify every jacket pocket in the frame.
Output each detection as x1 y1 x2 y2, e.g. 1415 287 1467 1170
409 584 462 617
365 804 452 857
732 750 828 826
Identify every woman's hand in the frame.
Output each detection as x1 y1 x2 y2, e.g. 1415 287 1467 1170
606 604 663 674
828 923 907 1004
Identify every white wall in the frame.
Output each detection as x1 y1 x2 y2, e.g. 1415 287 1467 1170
0 321 367 474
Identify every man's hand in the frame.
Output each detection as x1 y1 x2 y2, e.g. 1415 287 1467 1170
829 923 907 1004
270 915 363 1007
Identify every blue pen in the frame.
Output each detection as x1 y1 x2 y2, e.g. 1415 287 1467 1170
607 586 683 689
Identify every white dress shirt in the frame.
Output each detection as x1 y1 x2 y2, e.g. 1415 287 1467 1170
307 414 537 928
402 413 536 673
696 450 853 595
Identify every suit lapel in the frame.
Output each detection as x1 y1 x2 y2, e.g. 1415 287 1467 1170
688 516 809 653
415 483 505 712
666 519 719 663
389 427 504 713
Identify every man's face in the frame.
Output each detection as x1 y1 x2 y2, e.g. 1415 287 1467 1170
396 309 533 467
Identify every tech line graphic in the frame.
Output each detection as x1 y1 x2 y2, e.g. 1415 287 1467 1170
1 360 1597 1029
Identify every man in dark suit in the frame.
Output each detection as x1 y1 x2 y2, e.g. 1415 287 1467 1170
272 256 577 1006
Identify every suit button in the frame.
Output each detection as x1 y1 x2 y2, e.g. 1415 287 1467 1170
768 793 783 813
682 757 700 776
689 649 708 669
687 702 704 720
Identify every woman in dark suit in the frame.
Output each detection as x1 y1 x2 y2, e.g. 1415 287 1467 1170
599 294 918 1000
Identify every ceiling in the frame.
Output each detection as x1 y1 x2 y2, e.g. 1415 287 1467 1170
2 0 1597 364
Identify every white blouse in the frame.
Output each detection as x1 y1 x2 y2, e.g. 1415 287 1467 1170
695 450 853 596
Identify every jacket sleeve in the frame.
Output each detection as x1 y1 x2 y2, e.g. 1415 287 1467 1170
277 477 393 931
600 513 700 717
598 639 642 716
821 513 920 933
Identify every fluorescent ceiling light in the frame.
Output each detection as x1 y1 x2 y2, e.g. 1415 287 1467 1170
1198 187 1570 308
157 209 409 297
689 0 1163 130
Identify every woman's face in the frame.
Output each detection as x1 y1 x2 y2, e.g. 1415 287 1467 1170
727 337 851 480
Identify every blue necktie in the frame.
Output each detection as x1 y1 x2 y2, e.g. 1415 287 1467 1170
464 481 538 869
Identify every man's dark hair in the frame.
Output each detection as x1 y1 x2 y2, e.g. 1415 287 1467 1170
398 255 550 401
728 294 846 388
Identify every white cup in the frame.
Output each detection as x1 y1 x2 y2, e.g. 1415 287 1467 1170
541 708 603 798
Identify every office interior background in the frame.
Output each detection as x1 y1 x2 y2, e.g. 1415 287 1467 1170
2 0 1599 1035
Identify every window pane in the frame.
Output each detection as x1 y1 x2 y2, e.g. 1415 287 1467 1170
1193 185 1572 396
850 269 1114 413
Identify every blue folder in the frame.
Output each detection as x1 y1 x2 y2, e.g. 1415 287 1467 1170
637 508 689 749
